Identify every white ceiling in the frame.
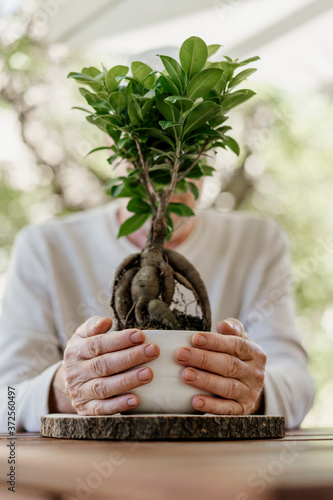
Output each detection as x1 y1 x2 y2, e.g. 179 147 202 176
44 0 333 91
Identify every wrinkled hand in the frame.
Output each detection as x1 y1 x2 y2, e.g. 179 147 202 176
63 316 159 415
175 319 266 415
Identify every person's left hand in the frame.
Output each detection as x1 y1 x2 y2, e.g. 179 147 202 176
175 319 266 415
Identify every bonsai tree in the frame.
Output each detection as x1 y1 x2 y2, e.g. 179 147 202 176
68 36 258 332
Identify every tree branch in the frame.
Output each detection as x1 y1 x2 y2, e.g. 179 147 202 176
177 140 210 183
164 140 181 206
133 137 158 214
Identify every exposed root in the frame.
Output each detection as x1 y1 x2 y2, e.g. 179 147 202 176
164 249 211 331
114 267 138 321
148 299 180 329
162 264 175 306
134 296 148 325
110 246 211 331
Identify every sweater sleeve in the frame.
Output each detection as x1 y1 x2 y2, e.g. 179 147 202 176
0 226 63 432
240 220 316 429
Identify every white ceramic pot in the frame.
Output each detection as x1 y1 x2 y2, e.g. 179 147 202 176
126 330 212 414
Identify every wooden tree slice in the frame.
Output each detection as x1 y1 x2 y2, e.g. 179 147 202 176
41 414 285 441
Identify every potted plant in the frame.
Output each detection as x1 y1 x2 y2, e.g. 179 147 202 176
68 36 258 413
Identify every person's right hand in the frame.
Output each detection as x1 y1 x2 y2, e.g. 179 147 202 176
63 316 160 415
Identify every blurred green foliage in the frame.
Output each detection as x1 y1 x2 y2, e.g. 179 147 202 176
0 5 332 426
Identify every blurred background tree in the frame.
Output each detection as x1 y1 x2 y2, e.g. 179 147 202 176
1 0 333 426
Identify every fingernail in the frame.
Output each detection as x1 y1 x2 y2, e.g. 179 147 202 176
95 317 103 327
194 334 207 346
224 320 235 329
138 368 151 381
127 397 137 407
184 369 196 381
145 344 158 357
177 348 191 362
130 330 144 344
195 398 205 409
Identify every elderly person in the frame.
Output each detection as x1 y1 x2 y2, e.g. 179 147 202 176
0 188 315 432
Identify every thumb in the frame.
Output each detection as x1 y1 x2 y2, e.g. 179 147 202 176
217 318 248 339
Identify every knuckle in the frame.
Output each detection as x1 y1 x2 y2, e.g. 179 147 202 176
254 368 265 386
227 355 239 378
63 346 74 364
225 379 240 400
127 348 142 367
205 375 218 395
224 404 236 415
87 337 101 358
91 379 107 399
238 403 247 415
118 374 135 393
112 333 125 352
91 356 106 377
75 401 89 416
64 367 77 387
199 349 209 368
66 382 79 400
259 349 267 365
92 402 104 416
234 338 246 358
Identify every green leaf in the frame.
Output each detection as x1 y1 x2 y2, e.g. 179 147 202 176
229 68 257 89
220 89 256 111
68 72 98 83
128 96 142 125
186 68 223 100
187 181 200 200
175 179 188 193
156 94 181 139
164 96 193 113
183 101 222 136
159 120 180 130
149 163 173 172
97 91 109 100
127 198 152 214
149 169 172 187
109 91 127 114
71 106 91 113
80 68 104 91
207 44 222 58
85 146 113 157
86 115 107 132
156 94 180 122
158 55 187 93
134 127 175 148
106 154 119 166
104 177 124 190
141 97 155 115
179 163 202 179
218 61 236 82
118 136 132 149
223 135 240 156
111 181 146 198
131 61 154 87
118 213 149 238
201 165 216 176
106 127 121 145
208 114 228 127
157 74 180 95
167 202 195 217
82 67 104 79
106 65 129 93
238 56 260 66
179 36 208 79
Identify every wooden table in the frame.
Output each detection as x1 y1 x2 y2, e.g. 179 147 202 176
0 428 333 499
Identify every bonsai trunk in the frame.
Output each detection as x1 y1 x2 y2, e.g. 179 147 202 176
111 203 212 331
